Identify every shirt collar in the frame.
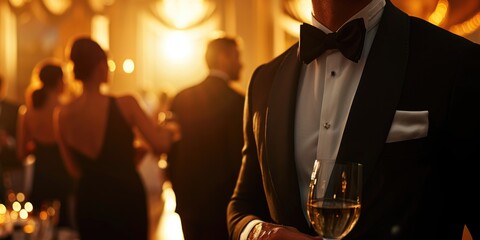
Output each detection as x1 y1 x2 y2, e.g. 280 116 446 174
208 69 230 82
312 0 385 33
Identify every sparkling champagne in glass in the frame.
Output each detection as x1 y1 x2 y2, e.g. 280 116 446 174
307 160 363 240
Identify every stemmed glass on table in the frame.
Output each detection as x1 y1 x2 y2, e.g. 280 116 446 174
307 160 363 240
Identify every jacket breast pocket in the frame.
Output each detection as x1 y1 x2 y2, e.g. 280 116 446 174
386 110 428 143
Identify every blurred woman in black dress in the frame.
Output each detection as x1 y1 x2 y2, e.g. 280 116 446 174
17 59 74 228
54 36 174 240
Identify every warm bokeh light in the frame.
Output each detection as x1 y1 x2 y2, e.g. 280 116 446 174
162 31 194 62
39 211 48 221
16 192 25 202
123 58 135 74
450 12 480 36
8 0 28 8
42 0 73 15
162 182 176 213
0 204 6 214
154 0 214 29
0 211 8 224
88 0 115 12
427 0 448 25
158 159 168 169
137 11 215 94
9 211 18 221
156 181 185 239
12 201 21 212
23 220 36 234
281 0 311 37
284 0 311 23
24 202 33 212
19 209 28 220
7 192 16 203
47 206 56 217
108 59 116 72
92 15 110 51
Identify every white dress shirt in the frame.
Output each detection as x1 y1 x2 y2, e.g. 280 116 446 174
294 0 385 220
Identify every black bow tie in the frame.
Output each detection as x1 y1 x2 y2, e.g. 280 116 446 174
299 18 366 64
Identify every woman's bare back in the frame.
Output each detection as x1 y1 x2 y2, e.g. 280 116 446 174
60 94 110 160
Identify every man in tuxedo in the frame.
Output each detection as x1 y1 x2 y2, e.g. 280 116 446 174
227 0 480 239
167 36 245 240
0 74 21 202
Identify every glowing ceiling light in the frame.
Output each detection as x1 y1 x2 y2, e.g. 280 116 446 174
152 0 215 29
162 31 194 62
8 0 29 8
42 0 72 15
88 0 115 12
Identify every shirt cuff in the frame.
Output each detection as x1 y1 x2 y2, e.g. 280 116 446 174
240 219 264 240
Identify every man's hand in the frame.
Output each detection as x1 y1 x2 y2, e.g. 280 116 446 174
247 222 322 240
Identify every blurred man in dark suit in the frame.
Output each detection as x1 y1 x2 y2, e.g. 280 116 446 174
167 35 245 240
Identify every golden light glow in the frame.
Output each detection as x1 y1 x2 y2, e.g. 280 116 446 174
8 0 29 8
0 204 6 214
39 211 48 220
88 0 115 12
24 202 33 212
9 211 18 220
23 220 36 234
158 159 168 169
280 14 303 38
7 192 16 203
450 12 480 36
153 0 215 29
46 206 56 217
284 0 311 23
162 182 176 213
42 0 72 15
12 201 21 212
281 0 312 37
16 192 25 202
108 59 116 72
0 210 8 224
427 0 448 26
92 15 110 51
123 59 135 74
162 31 194 62
19 209 28 219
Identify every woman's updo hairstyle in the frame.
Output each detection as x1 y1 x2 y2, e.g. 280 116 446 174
68 37 107 82
31 61 63 109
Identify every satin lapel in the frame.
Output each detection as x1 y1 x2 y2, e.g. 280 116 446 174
265 45 309 228
336 2 410 179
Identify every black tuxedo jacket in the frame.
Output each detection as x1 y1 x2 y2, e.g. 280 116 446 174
227 1 480 239
168 76 245 234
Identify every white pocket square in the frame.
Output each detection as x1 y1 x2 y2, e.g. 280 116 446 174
386 110 429 143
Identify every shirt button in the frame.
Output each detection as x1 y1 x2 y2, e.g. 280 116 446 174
330 71 336 77
323 122 331 129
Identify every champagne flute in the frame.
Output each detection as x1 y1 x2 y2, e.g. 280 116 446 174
307 160 363 240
